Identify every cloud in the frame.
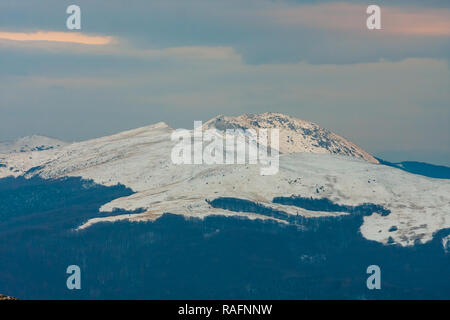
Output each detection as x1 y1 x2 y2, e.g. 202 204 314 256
0 31 114 45
385 8 450 36
161 46 240 60
0 1 449 64
266 3 450 36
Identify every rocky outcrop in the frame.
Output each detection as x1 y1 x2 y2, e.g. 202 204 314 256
0 294 18 300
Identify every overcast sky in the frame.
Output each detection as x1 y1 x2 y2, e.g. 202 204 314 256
0 0 449 165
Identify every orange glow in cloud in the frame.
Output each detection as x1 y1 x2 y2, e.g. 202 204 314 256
0 31 113 45
386 10 450 36
268 3 450 36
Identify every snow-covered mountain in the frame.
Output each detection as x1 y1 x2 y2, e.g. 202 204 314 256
204 113 378 163
0 135 67 154
0 114 449 248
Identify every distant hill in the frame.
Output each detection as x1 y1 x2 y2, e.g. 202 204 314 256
0 135 68 154
376 158 450 179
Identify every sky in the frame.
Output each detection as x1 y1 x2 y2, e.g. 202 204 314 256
0 0 449 165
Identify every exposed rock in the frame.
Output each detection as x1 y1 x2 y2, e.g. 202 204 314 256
0 294 18 300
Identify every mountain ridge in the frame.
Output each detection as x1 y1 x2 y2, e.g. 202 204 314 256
376 157 450 179
204 112 378 163
0 135 67 154
0 113 449 247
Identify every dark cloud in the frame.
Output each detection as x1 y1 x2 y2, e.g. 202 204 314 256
1 0 449 64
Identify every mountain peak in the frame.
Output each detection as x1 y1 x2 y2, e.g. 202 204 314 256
0 135 68 154
204 113 378 163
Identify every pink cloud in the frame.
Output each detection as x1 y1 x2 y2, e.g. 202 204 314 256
266 3 450 36
385 9 450 36
0 31 114 45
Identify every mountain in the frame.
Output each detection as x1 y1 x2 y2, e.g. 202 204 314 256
2 174 448 299
1 113 450 300
0 135 67 154
376 158 450 179
204 113 378 163
0 114 448 248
